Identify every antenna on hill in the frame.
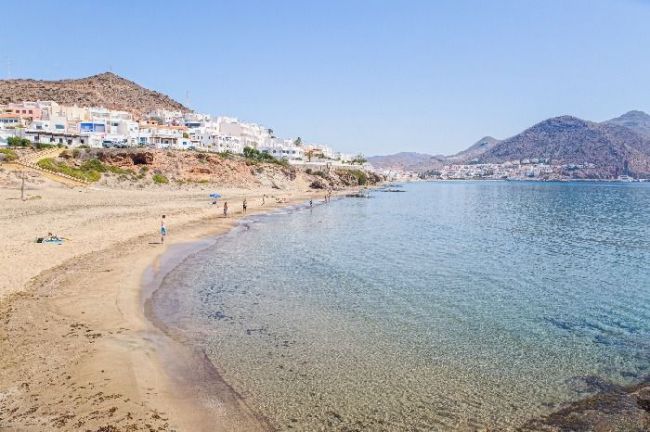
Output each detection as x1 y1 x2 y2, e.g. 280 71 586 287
5 58 11 79
185 90 191 108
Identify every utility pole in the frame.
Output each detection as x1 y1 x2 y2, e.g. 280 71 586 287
20 170 25 201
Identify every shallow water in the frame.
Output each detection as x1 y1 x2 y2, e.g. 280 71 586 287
153 181 650 430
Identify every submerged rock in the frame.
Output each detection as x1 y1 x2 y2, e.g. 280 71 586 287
520 380 650 431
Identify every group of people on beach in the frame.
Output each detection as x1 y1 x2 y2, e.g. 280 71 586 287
158 192 332 243
220 198 247 218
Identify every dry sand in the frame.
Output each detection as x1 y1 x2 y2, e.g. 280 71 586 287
0 170 333 431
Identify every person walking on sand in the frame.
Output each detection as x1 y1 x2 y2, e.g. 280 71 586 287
160 215 167 244
262 194 266 206
223 202 229 217
242 198 247 214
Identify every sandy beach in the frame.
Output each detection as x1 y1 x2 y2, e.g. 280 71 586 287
0 171 332 431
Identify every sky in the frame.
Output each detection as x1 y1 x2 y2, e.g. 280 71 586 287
2 0 650 156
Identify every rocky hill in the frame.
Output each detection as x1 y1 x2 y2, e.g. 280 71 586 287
603 110 650 139
0 72 190 116
367 152 445 173
372 110 650 178
447 136 500 162
477 115 650 177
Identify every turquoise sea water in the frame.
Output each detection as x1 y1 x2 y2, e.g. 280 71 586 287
153 181 650 430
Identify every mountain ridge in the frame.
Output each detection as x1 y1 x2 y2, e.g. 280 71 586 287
0 72 190 116
371 111 650 178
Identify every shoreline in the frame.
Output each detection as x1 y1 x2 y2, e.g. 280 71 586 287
2 180 647 430
0 185 347 431
140 201 320 431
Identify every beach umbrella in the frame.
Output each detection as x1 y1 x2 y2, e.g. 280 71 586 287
209 193 222 198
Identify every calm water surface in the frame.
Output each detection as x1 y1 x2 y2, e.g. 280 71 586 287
153 181 650 430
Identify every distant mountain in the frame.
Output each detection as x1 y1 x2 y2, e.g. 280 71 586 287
478 115 650 177
372 111 650 178
603 110 650 139
447 136 500 162
0 72 190 117
367 152 445 173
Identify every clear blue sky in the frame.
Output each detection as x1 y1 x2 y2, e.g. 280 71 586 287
2 0 650 155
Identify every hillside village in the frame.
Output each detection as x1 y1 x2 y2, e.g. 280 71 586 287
0 99 361 167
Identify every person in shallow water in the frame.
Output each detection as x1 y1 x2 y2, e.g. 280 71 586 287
242 198 247 214
160 215 167 244
223 202 228 217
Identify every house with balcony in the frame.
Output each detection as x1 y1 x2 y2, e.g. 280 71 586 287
138 124 188 149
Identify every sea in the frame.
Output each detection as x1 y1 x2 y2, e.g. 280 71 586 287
151 181 650 430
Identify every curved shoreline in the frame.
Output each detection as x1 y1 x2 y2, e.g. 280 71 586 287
140 199 338 431
0 186 329 431
140 218 273 431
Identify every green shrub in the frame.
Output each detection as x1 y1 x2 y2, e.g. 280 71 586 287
7 136 31 147
107 165 133 175
34 142 56 149
0 148 18 162
351 154 367 165
37 158 101 182
349 169 368 185
81 158 107 172
152 173 169 184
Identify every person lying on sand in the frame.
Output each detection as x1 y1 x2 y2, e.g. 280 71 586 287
36 232 63 243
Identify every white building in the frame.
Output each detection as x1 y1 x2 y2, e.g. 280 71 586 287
24 130 84 147
138 124 188 149
259 138 304 160
215 117 271 149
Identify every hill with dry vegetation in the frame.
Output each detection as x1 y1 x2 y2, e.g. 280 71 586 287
0 72 190 117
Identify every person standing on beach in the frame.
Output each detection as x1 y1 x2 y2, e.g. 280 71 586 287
262 194 266 206
160 215 167 244
309 199 313 208
242 198 247 214
223 202 228 217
